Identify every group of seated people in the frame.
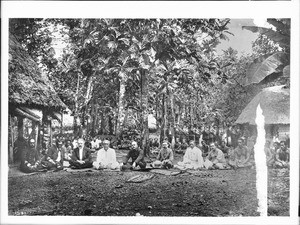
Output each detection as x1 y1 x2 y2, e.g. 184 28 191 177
19 136 148 173
19 134 289 173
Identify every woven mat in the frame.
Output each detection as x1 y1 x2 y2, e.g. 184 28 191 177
150 169 182 176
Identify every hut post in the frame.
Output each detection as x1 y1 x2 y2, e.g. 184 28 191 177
31 121 38 149
17 116 24 139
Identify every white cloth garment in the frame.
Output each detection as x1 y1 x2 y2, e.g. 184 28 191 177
94 148 119 169
176 147 204 169
79 148 83 161
56 150 61 162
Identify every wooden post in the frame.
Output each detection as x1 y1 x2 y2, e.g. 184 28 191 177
17 116 24 138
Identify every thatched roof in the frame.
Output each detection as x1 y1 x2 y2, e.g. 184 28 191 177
9 34 66 110
235 85 289 125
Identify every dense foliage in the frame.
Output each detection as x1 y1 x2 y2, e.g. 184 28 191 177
9 18 290 148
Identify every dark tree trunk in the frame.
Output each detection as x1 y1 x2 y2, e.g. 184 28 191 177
140 69 149 155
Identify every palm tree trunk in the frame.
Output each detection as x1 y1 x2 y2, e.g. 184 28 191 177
170 94 176 149
140 69 149 155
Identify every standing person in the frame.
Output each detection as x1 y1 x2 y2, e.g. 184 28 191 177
204 142 226 169
69 138 93 169
20 139 44 173
230 126 239 148
152 140 174 169
121 141 146 170
200 126 210 146
93 140 119 170
274 141 289 168
175 140 204 170
207 132 216 145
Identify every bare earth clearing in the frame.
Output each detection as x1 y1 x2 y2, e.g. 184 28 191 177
8 151 289 217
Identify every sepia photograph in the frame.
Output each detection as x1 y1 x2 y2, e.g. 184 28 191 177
1 1 299 225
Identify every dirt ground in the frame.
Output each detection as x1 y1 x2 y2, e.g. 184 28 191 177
8 150 290 217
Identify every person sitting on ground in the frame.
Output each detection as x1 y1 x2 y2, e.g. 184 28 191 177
91 136 101 152
152 140 174 169
218 140 230 158
200 140 209 159
152 138 160 149
69 138 93 169
150 138 160 155
207 132 216 145
234 138 253 168
20 138 44 173
121 141 146 171
64 140 73 161
274 141 289 168
264 140 275 168
42 140 65 171
175 140 204 170
227 146 237 169
149 138 154 149
204 142 227 169
93 140 120 170
177 138 188 154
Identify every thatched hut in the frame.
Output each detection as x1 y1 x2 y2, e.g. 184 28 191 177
235 85 290 141
9 34 66 163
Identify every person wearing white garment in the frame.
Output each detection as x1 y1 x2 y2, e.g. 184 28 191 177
175 140 204 170
94 140 120 170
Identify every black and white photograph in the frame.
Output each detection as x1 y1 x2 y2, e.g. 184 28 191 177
1 1 299 225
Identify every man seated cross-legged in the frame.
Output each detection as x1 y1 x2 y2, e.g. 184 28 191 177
234 138 253 168
121 141 146 171
20 138 45 173
152 140 174 169
69 138 93 169
274 141 289 168
204 142 227 169
175 140 204 170
42 140 65 171
93 140 120 170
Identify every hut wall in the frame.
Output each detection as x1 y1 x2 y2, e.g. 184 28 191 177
278 124 290 140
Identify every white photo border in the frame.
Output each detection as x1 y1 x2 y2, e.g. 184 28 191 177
1 1 299 225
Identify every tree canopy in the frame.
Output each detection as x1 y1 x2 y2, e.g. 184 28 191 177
9 18 290 147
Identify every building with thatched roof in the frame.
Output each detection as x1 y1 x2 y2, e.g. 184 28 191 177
9 34 66 112
8 34 67 163
235 85 289 141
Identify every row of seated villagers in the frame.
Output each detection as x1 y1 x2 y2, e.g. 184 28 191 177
20 135 289 173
